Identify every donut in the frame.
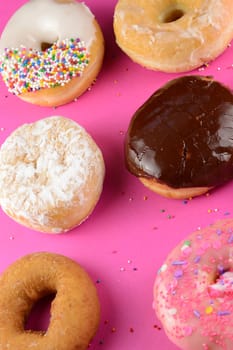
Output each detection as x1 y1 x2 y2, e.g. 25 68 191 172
113 0 233 72
0 252 100 350
153 219 233 350
0 116 105 233
125 75 233 199
0 0 104 107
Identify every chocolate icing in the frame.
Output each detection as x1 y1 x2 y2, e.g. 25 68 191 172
125 76 233 188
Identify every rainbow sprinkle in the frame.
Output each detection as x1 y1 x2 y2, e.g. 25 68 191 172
0 38 89 94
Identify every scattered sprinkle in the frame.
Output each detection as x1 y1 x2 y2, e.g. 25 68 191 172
193 310 201 318
216 229 222 236
158 264 167 273
181 240 191 248
194 255 201 263
167 214 175 219
172 260 187 266
153 324 161 330
228 234 233 244
174 269 183 278
205 306 213 314
217 310 231 316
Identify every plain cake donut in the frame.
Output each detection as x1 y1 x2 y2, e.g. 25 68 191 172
0 252 100 350
0 116 105 233
0 0 104 107
125 75 233 199
113 0 233 72
153 219 233 350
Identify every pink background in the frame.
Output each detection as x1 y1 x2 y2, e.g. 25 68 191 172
0 1 233 349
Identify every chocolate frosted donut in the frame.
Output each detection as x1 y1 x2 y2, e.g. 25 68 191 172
125 76 233 199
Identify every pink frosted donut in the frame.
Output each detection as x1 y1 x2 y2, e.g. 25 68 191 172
153 219 233 350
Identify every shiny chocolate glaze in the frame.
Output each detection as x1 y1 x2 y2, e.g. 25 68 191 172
125 76 233 188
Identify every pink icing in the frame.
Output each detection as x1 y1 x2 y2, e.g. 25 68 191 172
154 219 233 350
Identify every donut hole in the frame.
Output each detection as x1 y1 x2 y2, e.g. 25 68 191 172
162 8 185 23
25 292 56 332
41 42 53 51
214 266 230 281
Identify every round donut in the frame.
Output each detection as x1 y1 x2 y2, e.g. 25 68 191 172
153 219 233 350
125 75 233 199
0 252 100 350
113 0 233 72
0 0 104 107
0 116 105 233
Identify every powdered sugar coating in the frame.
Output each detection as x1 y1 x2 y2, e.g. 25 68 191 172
0 116 105 232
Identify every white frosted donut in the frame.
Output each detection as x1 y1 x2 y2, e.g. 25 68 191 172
113 0 233 72
0 116 105 233
153 219 233 350
0 0 104 107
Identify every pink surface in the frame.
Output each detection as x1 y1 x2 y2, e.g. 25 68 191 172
0 1 233 349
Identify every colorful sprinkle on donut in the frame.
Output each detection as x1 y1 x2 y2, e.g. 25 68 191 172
0 38 89 94
154 219 233 349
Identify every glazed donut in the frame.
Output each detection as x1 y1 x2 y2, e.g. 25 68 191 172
125 75 233 199
0 252 100 350
0 116 105 233
153 219 233 350
0 0 104 107
113 0 233 72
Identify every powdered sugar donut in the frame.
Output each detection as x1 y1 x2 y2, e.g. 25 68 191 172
0 0 104 107
0 116 105 233
114 0 233 72
153 219 233 350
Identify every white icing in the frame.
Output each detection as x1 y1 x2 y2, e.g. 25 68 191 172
0 0 96 53
0 116 104 227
